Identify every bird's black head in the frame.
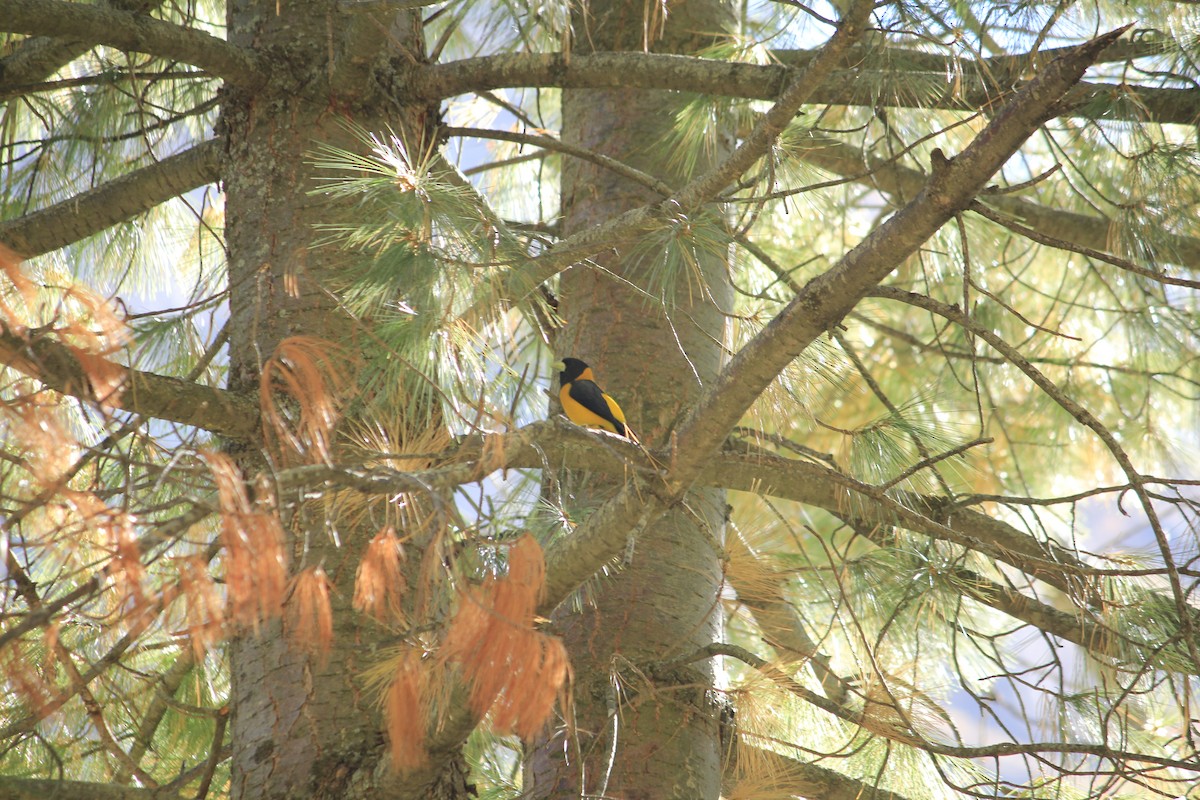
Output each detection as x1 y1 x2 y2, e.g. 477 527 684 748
554 357 590 385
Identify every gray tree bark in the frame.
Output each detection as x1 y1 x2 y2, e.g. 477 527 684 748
218 2 456 798
527 1 735 797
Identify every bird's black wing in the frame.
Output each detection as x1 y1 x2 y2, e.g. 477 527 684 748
568 379 627 436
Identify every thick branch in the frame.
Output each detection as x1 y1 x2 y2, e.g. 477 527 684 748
0 777 178 800
535 0 876 606
669 27 1131 485
709 449 1085 582
279 423 1122 621
266 416 1194 675
0 325 258 440
0 36 94 93
839 521 1148 665
412 45 1192 126
479 28 1130 628
787 130 1200 273
0 140 222 258
0 0 264 88
0 0 170 96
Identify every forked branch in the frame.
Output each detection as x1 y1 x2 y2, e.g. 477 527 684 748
0 0 264 87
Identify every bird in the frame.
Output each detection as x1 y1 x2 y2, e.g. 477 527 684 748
554 357 638 442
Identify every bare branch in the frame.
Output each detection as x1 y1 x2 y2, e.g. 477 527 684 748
871 286 1200 666
0 0 264 88
787 130 1200 274
669 26 1132 486
410 42 1192 126
0 0 169 95
442 125 673 196
0 140 222 258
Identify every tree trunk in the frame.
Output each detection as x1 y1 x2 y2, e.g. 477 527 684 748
528 1 735 797
219 3 456 798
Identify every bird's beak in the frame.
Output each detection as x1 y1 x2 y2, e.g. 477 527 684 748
552 360 565 372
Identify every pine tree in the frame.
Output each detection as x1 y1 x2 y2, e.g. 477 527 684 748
1 2 1198 799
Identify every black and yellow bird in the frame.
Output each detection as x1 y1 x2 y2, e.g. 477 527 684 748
554 357 638 442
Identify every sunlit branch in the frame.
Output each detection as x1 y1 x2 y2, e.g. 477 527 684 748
779 33 1168 78
410 44 1192 126
841 521 1177 671
790 131 1200 274
667 642 918 743
668 26 1131 488
64 646 158 785
461 148 543 176
0 502 221 741
871 286 1200 668
833 328 957 496
969 201 1200 289
0 388 1129 639
879 436 993 491
0 140 221 258
848 311 1200 398
710 449 1092 595
0 0 265 88
0 581 171 741
0 494 217 656
0 578 101 652
676 642 1199 770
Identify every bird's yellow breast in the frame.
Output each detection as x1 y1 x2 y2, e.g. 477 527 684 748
559 382 626 434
